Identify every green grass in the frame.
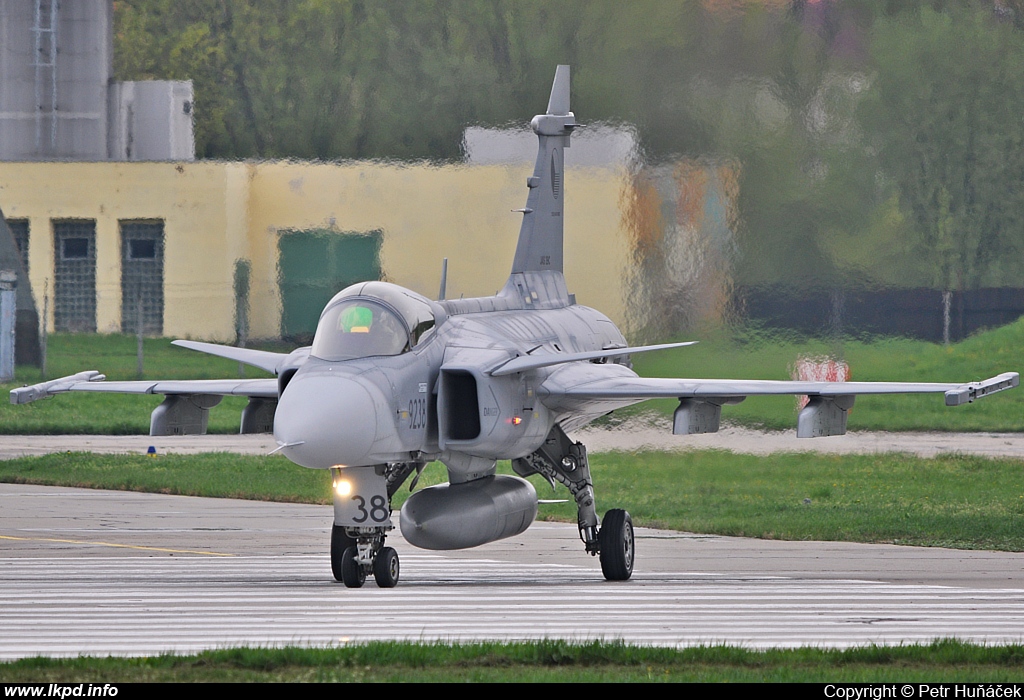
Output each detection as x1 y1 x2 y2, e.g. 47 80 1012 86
0 452 331 502
4 449 1023 551
1 334 278 434
5 321 1023 434
631 320 1024 432
3 639 1024 682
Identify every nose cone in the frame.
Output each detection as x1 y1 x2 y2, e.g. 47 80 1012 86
273 373 378 469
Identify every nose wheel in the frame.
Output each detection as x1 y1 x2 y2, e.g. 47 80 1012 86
373 546 400 588
332 525 400 588
330 524 356 582
339 546 366 587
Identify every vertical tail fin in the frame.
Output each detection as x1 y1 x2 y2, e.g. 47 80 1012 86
510 65 577 276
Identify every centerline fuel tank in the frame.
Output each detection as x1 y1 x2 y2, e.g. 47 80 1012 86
399 474 537 550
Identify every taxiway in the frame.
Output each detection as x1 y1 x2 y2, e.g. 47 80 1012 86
2 483 1022 658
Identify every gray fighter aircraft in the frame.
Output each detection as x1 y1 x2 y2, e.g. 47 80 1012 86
12 66 1019 588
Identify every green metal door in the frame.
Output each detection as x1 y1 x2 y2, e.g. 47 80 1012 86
278 230 382 339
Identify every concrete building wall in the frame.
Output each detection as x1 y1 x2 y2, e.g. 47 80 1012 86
109 81 195 161
0 161 631 341
243 162 629 338
0 162 238 338
0 0 112 160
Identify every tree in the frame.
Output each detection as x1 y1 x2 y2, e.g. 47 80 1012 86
858 5 1024 338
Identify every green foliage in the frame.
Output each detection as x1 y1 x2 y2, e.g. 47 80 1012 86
632 317 1024 432
1 334 277 434
110 1 1024 311
3 448 1022 552
3 639 1024 681
5 319 1022 434
0 452 332 502
114 0 592 160
575 450 1024 551
858 4 1024 291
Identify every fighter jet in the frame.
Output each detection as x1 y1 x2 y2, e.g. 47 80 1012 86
12 66 1018 588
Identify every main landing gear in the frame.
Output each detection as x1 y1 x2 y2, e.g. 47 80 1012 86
514 425 635 581
598 508 634 581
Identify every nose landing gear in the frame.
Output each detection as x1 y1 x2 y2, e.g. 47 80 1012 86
332 526 399 588
331 462 417 588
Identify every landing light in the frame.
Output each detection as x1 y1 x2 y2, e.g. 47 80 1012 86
334 478 353 497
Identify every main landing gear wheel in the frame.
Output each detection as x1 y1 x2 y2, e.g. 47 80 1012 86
330 525 356 582
599 509 634 581
373 546 400 588
340 546 366 588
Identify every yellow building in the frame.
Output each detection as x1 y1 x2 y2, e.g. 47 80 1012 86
0 160 632 342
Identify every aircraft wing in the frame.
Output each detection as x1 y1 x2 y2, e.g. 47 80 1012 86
538 364 1018 437
171 340 288 375
489 341 697 376
545 373 1020 404
10 371 278 404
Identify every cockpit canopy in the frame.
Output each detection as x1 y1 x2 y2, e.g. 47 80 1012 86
311 281 444 361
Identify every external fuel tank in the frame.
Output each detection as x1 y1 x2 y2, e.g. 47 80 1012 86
400 475 537 550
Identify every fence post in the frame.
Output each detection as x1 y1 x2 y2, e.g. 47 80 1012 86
0 270 16 381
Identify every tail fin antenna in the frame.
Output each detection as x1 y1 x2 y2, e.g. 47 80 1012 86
438 258 448 301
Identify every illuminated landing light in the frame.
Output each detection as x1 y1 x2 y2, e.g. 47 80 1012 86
333 468 353 497
511 416 523 425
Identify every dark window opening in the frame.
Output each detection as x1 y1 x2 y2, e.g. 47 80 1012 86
128 239 157 259
62 238 89 259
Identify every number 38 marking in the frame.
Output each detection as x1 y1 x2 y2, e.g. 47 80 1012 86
351 494 390 523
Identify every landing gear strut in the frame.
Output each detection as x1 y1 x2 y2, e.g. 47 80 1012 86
331 462 419 588
514 425 634 581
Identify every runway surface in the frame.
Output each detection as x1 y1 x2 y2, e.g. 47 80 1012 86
2 483 1023 658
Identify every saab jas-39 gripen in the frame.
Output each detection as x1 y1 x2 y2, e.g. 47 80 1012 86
12 66 1019 588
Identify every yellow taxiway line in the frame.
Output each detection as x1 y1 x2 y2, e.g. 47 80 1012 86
0 534 235 556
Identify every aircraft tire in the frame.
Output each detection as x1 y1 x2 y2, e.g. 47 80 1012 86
373 546 400 588
340 546 366 588
599 509 634 581
330 525 355 582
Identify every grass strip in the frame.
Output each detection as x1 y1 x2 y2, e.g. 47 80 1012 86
4 321 1024 434
630 319 1024 432
1 334 275 435
2 639 1024 682
3 449 1022 551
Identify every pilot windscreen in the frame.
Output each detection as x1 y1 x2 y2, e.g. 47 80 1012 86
312 300 410 360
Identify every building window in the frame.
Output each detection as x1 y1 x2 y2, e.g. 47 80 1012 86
128 239 157 259
120 221 165 335
62 238 90 259
53 220 97 332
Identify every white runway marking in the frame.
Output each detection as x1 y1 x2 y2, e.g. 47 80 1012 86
3 553 1023 658
3 485 1024 659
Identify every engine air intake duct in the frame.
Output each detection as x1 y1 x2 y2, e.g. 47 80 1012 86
441 369 480 441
